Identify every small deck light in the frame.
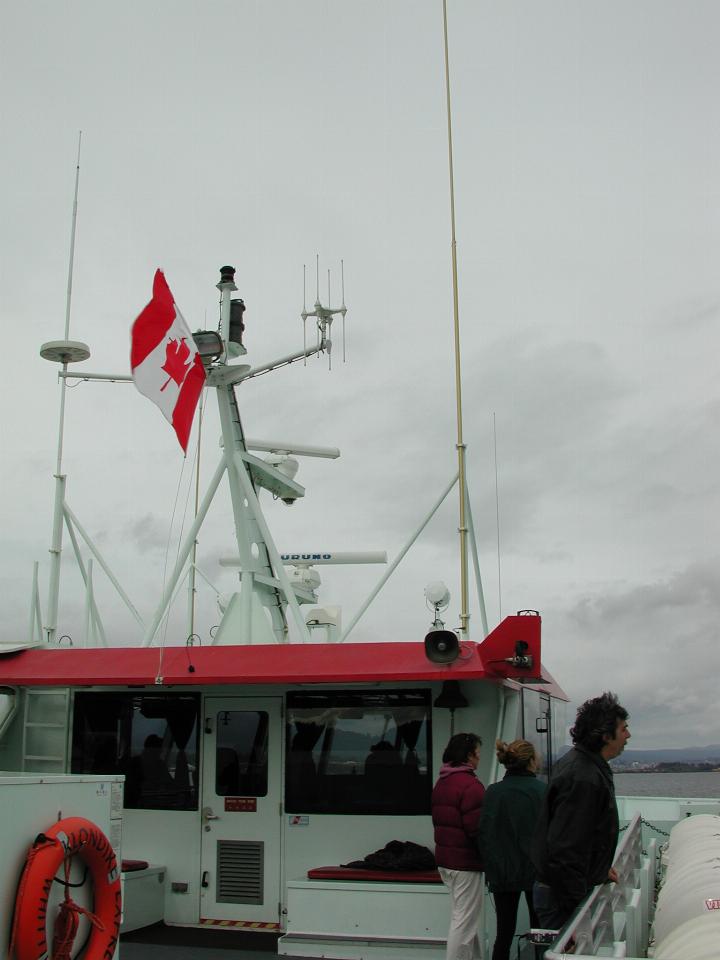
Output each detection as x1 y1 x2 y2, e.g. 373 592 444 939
192 330 223 364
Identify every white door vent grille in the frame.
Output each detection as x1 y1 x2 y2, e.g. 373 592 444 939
216 840 264 904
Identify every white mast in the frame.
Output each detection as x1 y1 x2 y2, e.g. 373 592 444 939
37 246 344 648
40 133 90 644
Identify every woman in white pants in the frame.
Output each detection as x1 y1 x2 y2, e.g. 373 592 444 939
431 732 486 960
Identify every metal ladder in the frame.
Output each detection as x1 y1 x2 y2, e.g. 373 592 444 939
21 688 71 772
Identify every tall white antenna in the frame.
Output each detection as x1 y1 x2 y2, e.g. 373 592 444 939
40 132 91 643
64 131 82 342
493 412 502 619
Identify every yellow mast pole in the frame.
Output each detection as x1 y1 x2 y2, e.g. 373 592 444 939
441 0 469 639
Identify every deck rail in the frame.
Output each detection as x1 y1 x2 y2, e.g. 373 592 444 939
543 813 658 959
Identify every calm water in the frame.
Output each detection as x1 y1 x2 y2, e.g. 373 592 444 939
614 770 720 799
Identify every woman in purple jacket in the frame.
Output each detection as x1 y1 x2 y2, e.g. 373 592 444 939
431 732 486 960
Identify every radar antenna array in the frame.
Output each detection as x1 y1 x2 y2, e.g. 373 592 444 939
301 255 347 368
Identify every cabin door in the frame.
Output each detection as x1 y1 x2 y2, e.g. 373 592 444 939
200 696 282 924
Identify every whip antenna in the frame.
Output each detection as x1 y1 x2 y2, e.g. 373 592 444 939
494 412 502 619
299 255 347 371
441 0 470 638
40 131 91 644
341 259 347 362
302 264 308 365
327 268 332 369
64 132 82 342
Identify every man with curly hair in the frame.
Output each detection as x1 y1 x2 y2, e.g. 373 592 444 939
531 691 630 930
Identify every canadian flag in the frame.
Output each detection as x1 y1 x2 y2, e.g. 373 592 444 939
131 270 206 452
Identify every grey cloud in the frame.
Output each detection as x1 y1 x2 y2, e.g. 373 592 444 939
547 559 720 747
125 514 171 553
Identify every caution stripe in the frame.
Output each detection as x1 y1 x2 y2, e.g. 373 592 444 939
200 918 280 930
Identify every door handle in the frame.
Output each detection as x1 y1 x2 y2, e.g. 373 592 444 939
202 806 220 825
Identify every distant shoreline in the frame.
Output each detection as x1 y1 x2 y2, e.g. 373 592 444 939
615 764 720 774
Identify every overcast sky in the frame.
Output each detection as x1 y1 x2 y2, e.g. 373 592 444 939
1 1 718 750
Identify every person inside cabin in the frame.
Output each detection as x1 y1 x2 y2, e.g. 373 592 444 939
89 736 118 774
531 692 630 931
363 738 404 806
476 739 546 960
138 733 178 807
286 723 322 808
431 732 485 960
364 738 401 775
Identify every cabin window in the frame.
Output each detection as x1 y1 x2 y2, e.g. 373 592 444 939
71 693 200 811
285 689 432 815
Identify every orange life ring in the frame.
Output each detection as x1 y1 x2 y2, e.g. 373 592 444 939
11 816 121 960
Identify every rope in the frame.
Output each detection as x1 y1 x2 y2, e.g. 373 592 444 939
52 854 105 960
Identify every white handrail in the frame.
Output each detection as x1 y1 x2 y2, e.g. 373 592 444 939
543 813 658 960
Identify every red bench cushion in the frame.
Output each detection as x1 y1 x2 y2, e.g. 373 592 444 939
307 865 442 883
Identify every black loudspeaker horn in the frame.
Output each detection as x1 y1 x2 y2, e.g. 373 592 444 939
424 628 460 664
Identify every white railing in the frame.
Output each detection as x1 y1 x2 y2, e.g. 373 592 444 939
543 813 658 959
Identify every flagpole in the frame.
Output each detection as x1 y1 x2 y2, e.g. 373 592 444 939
45 132 82 643
187 396 204 640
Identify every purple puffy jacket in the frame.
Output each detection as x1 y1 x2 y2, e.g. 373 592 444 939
431 764 485 871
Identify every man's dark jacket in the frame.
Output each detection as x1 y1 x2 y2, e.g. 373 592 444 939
531 745 618 912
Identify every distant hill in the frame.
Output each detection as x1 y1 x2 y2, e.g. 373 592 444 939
611 745 720 768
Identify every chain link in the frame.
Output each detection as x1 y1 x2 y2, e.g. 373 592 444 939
619 815 672 838
639 816 672 837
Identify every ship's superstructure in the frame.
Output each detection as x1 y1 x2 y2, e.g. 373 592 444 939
0 264 573 960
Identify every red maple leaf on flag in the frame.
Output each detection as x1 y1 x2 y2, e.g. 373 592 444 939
160 337 192 391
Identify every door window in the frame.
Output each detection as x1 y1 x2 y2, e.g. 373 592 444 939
214 710 269 796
